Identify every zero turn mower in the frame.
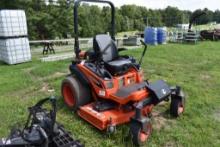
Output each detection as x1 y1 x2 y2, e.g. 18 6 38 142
61 0 186 146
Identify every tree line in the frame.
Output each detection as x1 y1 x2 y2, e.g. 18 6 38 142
0 0 219 40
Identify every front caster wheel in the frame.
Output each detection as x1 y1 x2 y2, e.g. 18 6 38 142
107 125 116 134
170 89 185 117
130 119 152 146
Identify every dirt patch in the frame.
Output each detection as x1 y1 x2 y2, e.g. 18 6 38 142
24 67 67 81
164 141 176 147
22 67 42 81
7 86 42 99
22 67 35 73
152 111 167 130
42 72 67 81
200 74 211 80
213 109 220 122
7 82 54 99
40 83 50 92
52 72 67 78
152 102 176 131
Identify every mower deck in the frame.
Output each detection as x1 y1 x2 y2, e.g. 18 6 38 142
78 103 134 130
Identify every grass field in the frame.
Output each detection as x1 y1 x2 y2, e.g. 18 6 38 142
0 41 220 147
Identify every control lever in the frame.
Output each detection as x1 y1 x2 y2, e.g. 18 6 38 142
139 40 148 66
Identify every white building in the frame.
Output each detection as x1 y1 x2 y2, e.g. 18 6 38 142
176 24 189 30
45 0 59 5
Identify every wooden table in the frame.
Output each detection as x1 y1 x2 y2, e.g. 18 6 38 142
42 41 55 55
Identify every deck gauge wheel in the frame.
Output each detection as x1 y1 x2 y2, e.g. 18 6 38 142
170 90 186 117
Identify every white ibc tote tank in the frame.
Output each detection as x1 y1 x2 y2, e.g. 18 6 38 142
0 37 31 64
0 10 31 65
0 10 28 37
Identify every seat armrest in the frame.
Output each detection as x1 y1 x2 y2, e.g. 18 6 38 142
118 48 128 52
79 50 87 59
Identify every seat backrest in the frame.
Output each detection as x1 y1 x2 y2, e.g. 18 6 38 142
93 34 118 62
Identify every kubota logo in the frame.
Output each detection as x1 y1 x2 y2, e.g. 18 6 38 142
162 89 167 95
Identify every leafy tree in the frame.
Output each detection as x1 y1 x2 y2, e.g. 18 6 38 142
0 0 218 39
213 10 220 23
162 6 183 26
191 8 213 25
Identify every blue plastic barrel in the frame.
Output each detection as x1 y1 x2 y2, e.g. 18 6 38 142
157 27 167 44
144 27 158 45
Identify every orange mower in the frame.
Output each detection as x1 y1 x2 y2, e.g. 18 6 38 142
61 0 186 146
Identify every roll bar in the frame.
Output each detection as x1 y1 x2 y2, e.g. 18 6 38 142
74 0 116 59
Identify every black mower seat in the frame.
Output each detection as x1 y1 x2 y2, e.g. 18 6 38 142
93 34 132 75
105 58 132 75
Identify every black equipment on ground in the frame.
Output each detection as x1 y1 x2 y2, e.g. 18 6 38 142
188 12 206 32
0 97 83 147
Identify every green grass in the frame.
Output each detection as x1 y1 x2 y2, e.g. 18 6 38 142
0 41 220 147
193 23 220 30
117 31 139 37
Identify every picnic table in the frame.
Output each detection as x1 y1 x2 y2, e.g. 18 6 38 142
42 41 55 55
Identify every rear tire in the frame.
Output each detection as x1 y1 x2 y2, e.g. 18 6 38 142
61 75 91 111
130 120 152 146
